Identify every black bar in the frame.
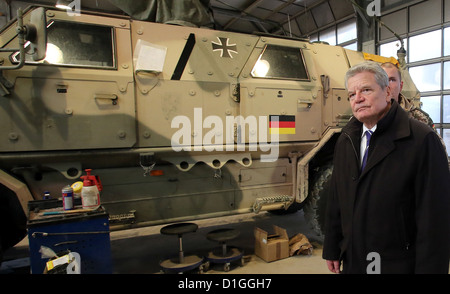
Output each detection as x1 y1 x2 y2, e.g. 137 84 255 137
269 115 295 122
171 33 196 80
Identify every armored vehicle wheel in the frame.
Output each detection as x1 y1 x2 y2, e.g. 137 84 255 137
303 162 333 243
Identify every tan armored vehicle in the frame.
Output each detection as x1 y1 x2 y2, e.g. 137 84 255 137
0 6 419 253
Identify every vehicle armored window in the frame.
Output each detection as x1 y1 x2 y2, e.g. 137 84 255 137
251 44 309 81
12 21 115 68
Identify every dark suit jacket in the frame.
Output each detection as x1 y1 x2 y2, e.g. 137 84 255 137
323 100 450 274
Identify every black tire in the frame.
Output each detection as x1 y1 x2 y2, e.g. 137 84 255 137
303 162 333 243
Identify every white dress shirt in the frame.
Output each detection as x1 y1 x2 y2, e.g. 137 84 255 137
360 125 377 167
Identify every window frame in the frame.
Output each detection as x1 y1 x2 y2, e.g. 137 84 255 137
377 0 450 157
250 44 310 81
10 20 117 70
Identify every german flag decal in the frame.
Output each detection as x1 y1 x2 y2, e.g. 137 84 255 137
269 115 296 134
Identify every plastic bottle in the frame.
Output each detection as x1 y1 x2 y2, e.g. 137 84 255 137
80 169 101 209
71 181 83 199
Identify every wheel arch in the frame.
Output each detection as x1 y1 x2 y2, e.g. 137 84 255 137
0 169 33 215
0 170 30 258
296 127 340 205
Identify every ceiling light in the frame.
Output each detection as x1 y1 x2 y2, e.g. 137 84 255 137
55 0 72 10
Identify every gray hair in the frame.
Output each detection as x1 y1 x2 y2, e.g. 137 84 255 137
345 61 389 90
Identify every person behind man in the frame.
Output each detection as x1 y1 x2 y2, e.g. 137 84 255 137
322 61 450 274
381 62 435 129
381 62 448 161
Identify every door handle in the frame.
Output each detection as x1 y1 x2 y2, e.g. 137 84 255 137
94 93 118 105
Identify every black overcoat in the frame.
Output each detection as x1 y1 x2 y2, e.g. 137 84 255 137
323 100 450 274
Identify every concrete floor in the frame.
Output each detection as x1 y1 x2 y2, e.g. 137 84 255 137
110 210 329 274
1 210 331 274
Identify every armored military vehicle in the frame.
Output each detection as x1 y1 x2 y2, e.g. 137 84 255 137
0 6 420 254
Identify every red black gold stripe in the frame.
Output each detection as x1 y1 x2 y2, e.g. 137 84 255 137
269 115 296 134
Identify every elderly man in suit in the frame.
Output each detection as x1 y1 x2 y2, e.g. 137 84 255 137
323 61 450 274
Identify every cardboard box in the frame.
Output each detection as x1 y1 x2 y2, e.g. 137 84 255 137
254 225 289 262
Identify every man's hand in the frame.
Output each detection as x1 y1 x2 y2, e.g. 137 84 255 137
326 260 341 274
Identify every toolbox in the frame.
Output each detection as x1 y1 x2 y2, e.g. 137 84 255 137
27 199 112 274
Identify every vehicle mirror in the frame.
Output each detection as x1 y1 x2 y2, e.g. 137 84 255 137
25 7 47 61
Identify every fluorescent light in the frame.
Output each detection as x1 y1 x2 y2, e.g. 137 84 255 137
55 0 71 10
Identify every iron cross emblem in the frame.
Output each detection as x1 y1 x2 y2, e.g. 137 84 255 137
212 37 238 58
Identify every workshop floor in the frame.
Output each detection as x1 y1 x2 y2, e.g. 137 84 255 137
109 210 329 274
1 210 330 275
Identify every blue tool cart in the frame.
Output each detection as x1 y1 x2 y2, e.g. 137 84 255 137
27 199 112 274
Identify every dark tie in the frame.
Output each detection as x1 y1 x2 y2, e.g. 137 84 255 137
361 130 373 171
